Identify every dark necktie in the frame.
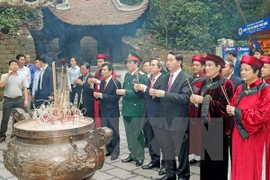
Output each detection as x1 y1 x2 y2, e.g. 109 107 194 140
104 81 107 90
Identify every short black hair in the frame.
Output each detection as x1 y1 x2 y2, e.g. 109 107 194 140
168 50 183 61
35 57 47 63
168 50 183 68
9 60 18 65
211 61 222 73
16 54 25 60
142 61 150 65
224 60 234 69
251 65 261 78
70 57 77 62
227 50 236 57
102 63 114 72
80 62 90 69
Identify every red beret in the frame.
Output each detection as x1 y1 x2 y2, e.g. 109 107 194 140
241 55 263 69
260 56 270 64
192 55 205 62
96 54 109 61
204 54 225 68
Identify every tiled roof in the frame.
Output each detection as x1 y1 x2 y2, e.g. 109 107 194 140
49 0 149 26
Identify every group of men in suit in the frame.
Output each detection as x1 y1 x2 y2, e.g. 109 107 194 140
32 57 53 107
74 49 192 179
65 49 251 180
113 50 192 180
4 48 268 179
72 60 121 161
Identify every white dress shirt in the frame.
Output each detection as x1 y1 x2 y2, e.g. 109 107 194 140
17 66 31 88
169 68 182 86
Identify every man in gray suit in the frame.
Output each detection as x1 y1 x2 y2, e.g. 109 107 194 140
151 50 192 180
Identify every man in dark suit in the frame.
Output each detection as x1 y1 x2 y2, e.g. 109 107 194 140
222 60 243 91
74 62 94 118
134 58 166 175
151 50 192 180
34 57 53 107
227 50 241 78
93 63 121 161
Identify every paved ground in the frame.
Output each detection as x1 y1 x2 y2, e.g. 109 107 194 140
0 115 200 180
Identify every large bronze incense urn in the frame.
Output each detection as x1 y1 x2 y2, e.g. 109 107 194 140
3 117 112 180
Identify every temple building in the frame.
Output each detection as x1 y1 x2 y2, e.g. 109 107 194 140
30 0 149 64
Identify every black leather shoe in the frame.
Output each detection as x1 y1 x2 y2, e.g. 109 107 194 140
111 154 119 161
105 152 111 157
178 178 189 180
135 160 144 166
142 162 160 169
0 137 6 143
189 159 197 164
156 175 176 180
142 162 159 169
158 167 166 175
122 157 134 163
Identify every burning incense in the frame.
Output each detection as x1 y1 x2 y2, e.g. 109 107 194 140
52 62 57 107
60 66 64 94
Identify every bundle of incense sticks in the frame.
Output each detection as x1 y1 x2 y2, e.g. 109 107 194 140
220 85 230 105
52 63 69 108
186 78 198 107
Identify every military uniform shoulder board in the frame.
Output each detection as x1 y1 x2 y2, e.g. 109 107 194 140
138 71 144 75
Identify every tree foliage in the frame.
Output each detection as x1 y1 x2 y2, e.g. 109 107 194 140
0 7 36 35
0 0 268 51
142 0 267 51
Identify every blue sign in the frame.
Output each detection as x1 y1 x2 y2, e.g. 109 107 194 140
236 46 250 61
237 16 270 38
222 46 237 60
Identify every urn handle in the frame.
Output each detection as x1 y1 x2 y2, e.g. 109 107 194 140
84 127 113 149
69 137 78 151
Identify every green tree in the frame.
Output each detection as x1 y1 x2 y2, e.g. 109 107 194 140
143 0 266 51
0 7 37 35
144 0 213 50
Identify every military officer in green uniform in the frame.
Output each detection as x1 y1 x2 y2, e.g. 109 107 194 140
116 50 147 166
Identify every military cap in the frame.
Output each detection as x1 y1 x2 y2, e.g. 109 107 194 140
126 50 143 63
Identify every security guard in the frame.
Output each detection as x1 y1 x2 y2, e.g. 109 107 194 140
116 50 147 166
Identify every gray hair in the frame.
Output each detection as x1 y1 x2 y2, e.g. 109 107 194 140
224 59 234 69
151 58 167 73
